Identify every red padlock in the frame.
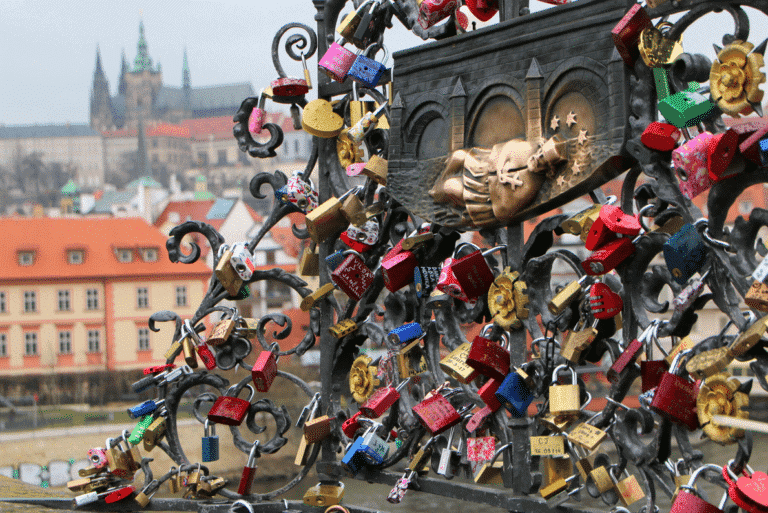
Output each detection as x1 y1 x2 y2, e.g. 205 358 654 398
640 322 669 392
611 4 652 68
650 351 700 430
582 237 635 276
607 322 658 383
359 378 411 418
207 385 255 426
330 250 374 302
196 343 217 371
340 231 371 253
104 485 135 504
342 411 363 438
670 464 726 513
466 328 510 381
382 241 418 292
466 405 494 433
438 245 504 301
585 205 641 251
478 378 502 412
588 282 623 319
736 120 768 164
237 442 260 496
271 77 309 98
418 0 458 29
143 363 175 375
723 460 768 512
707 128 740 181
465 0 498 21
252 347 278 392
641 122 681 152
412 390 464 435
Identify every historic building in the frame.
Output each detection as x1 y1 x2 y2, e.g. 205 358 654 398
89 21 253 132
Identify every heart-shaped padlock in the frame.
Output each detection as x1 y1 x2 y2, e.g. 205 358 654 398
724 462 768 513
638 26 682 68
588 283 623 319
301 99 344 138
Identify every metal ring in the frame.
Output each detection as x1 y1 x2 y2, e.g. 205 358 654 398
636 204 654 233
694 219 732 251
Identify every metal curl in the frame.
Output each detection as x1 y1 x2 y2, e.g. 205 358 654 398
192 392 219 425
233 97 284 159
667 3 749 45
239 399 290 454
270 23 317 79
252 314 291 352
248 170 310 249
148 310 183 335
167 220 225 264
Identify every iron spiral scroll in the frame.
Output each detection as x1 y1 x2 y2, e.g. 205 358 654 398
13 0 768 512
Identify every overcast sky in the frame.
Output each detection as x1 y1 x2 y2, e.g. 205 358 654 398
0 0 765 126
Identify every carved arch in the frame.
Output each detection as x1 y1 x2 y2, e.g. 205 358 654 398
466 81 526 149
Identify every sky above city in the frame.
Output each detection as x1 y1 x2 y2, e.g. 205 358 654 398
0 0 765 126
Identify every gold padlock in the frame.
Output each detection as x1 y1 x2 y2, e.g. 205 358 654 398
362 155 388 185
530 436 565 457
337 0 372 41
567 422 608 452
539 412 575 433
638 24 683 68
300 283 336 312
143 416 167 452
729 314 768 357
665 335 696 366
207 319 235 346
439 343 478 384
67 477 92 492
746 281 768 311
181 336 198 369
514 280 530 319
589 466 614 493
303 482 345 507
549 276 588 315
397 339 428 378
295 434 313 466
329 319 358 339
401 232 434 251
613 470 645 506
561 203 601 236
305 196 350 243
341 194 368 226
168 467 181 494
544 456 573 487
298 246 320 276
163 338 183 362
301 99 344 138
549 365 581 418
215 248 244 297
575 457 593 481
186 464 202 488
561 323 597 363
474 461 503 484
685 346 733 381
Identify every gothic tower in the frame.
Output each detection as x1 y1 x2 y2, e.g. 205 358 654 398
89 47 113 130
118 49 129 96
182 48 192 115
124 20 163 129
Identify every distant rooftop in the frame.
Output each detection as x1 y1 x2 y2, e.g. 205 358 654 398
0 124 99 139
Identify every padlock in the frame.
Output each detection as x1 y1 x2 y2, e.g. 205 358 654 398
341 437 367 475
738 121 768 164
658 91 716 128
276 171 319 215
495 367 535 417
474 443 510 484
412 390 465 435
638 24 683 68
723 460 768 512
105 437 139 477
271 52 311 99
252 346 278 392
135 479 160 508
697 372 749 445
127 414 155 445
685 346 734 381
295 433 312 466
168 466 182 494
396 338 428 377
318 40 357 82
654 66 671 100
186 463 203 489
466 435 496 462
143 363 174 375
582 237 635 276
665 336 697 366
182 335 198 369
707 128 740 181
466 327 510 381
345 103 387 144
348 44 389 89
418 0 458 29
362 154 388 185
671 464 727 513
561 203 602 237
530 436 565 457
340 193 367 226
215 247 244 297
540 474 581 507
197 477 226 497
298 246 320 276
67 477 94 493
201 419 219 462
607 329 648 383
439 343 479 384
466 405 494 433
304 412 333 444
325 250 346 272
477 377 502 411
650 351 700 430
143 415 166 452
585 204 640 251
330 318 359 338
465 0 498 20
300 283 336 312
549 275 590 315
305 189 357 243
337 0 375 42
359 422 391 464
237 442 260 495
437 426 461 478
588 282 623 319
104 485 135 504
610 468 645 506
760 138 768 165
360 378 411 418
247 90 269 135
87 447 108 469
540 412 576 433
388 322 423 345
439 245 505 301
672 131 715 199
641 122 681 152
414 266 442 298
545 456 574 488
672 270 710 315
561 321 598 364
589 465 615 494
163 339 183 363
549 365 580 418
567 422 608 453
746 281 768 311
196 342 217 371
303 482 345 507
302 98 344 138
611 4 652 67
381 241 418 293
229 242 255 281
207 384 255 426
341 219 379 252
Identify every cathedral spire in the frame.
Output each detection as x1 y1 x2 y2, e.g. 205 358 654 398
118 49 128 95
133 20 155 72
182 48 191 90
90 46 113 129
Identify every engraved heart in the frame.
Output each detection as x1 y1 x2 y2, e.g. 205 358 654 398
736 471 768 506
301 99 343 138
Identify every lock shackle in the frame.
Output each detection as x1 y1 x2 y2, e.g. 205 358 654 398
668 348 693 374
636 204 654 233
481 245 509 269
246 441 260 467
610 507 631 513
256 88 269 110
183 319 204 346
454 242 480 258
552 364 577 384
338 185 365 203
682 463 726 494
489 442 514 465
479 324 510 350
581 391 593 411
395 376 412 392
341 249 364 259
724 458 754 482
204 418 216 437
226 382 256 402
693 218 733 252
361 42 389 66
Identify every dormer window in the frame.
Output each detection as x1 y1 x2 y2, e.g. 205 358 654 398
18 251 35 266
117 249 133 263
141 248 158 262
68 250 84 265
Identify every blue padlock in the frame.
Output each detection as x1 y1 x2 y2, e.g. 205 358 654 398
759 138 768 165
388 322 423 345
495 368 534 417
414 266 441 298
127 399 164 419
347 44 389 89
202 419 220 462
657 91 715 128
325 250 345 271
359 423 390 465
663 223 707 285
341 437 367 475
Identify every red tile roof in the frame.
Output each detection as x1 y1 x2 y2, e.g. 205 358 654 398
154 200 217 230
0 218 211 281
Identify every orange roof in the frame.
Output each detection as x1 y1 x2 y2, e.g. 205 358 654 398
182 116 238 142
154 200 216 229
268 227 301 258
146 124 190 138
0 217 211 281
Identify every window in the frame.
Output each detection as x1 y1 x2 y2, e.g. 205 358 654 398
86 288 99 310
141 248 158 262
266 250 276 265
217 149 227 165
152 139 158 148
294 139 300 155
197 152 208 167
24 333 37 356
23 291 36 313
18 251 34 266
175 286 187 307
68 250 84 264
58 290 71 311
740 201 754 214
117 249 133 263
58 331 72 354
0 292 6 313
87 330 100 353
0 334 5 357
137 287 149 308
138 328 150 351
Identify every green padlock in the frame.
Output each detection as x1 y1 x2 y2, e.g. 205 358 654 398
128 414 155 445
658 91 715 128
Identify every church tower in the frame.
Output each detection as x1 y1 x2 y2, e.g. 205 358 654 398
124 20 163 129
182 48 192 116
89 47 113 131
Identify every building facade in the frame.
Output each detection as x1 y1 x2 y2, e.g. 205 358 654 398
0 218 210 403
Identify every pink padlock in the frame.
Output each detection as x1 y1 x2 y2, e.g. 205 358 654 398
346 162 366 177
418 0 458 29
672 132 714 199
318 41 357 83
248 91 268 135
